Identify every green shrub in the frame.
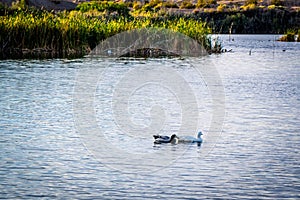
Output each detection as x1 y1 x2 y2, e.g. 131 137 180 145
11 0 27 10
132 1 142 10
196 0 207 8
140 4 155 12
267 4 276 9
134 0 164 13
0 8 216 58
163 2 178 8
76 1 130 16
278 29 300 42
0 2 7 15
148 0 162 8
270 0 284 6
180 0 195 9
245 0 257 6
217 4 226 12
286 33 295 41
240 3 257 10
196 0 216 8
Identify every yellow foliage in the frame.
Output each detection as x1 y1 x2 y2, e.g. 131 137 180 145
217 4 226 12
240 3 257 11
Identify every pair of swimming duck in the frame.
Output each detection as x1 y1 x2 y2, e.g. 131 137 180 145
153 131 203 144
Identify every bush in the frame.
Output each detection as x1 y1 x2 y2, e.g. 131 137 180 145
0 10 216 58
286 33 295 41
135 0 163 13
11 0 27 10
209 0 217 4
76 1 130 16
140 4 155 12
196 0 217 8
278 29 300 42
267 4 276 9
196 0 205 8
148 0 162 8
0 2 7 14
245 0 257 6
132 1 142 10
164 2 178 8
240 3 257 10
180 0 195 9
279 33 294 41
270 0 284 6
217 4 226 12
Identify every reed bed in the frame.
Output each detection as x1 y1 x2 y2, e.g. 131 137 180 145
0 5 214 59
278 29 300 42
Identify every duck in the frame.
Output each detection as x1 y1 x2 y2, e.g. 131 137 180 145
153 134 178 144
177 131 203 143
153 134 170 140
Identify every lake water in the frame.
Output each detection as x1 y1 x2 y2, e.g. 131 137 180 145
0 35 299 199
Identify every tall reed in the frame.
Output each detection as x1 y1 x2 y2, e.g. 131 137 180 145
0 5 213 59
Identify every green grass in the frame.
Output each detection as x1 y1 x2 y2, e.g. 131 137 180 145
0 2 215 59
278 29 300 42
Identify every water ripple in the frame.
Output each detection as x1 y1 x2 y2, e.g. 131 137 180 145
0 35 299 199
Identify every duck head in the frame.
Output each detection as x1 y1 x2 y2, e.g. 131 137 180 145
197 131 203 138
170 134 179 144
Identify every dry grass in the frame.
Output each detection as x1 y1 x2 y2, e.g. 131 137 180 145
0 0 299 11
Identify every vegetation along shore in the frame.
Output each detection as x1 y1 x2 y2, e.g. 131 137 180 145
0 0 299 59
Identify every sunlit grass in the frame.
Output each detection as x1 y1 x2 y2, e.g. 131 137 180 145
278 29 300 42
0 5 215 58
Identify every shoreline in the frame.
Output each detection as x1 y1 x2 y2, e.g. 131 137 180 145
2 33 296 60
1 47 90 59
0 1 299 59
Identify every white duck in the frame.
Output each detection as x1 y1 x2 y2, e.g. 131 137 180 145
177 131 203 143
